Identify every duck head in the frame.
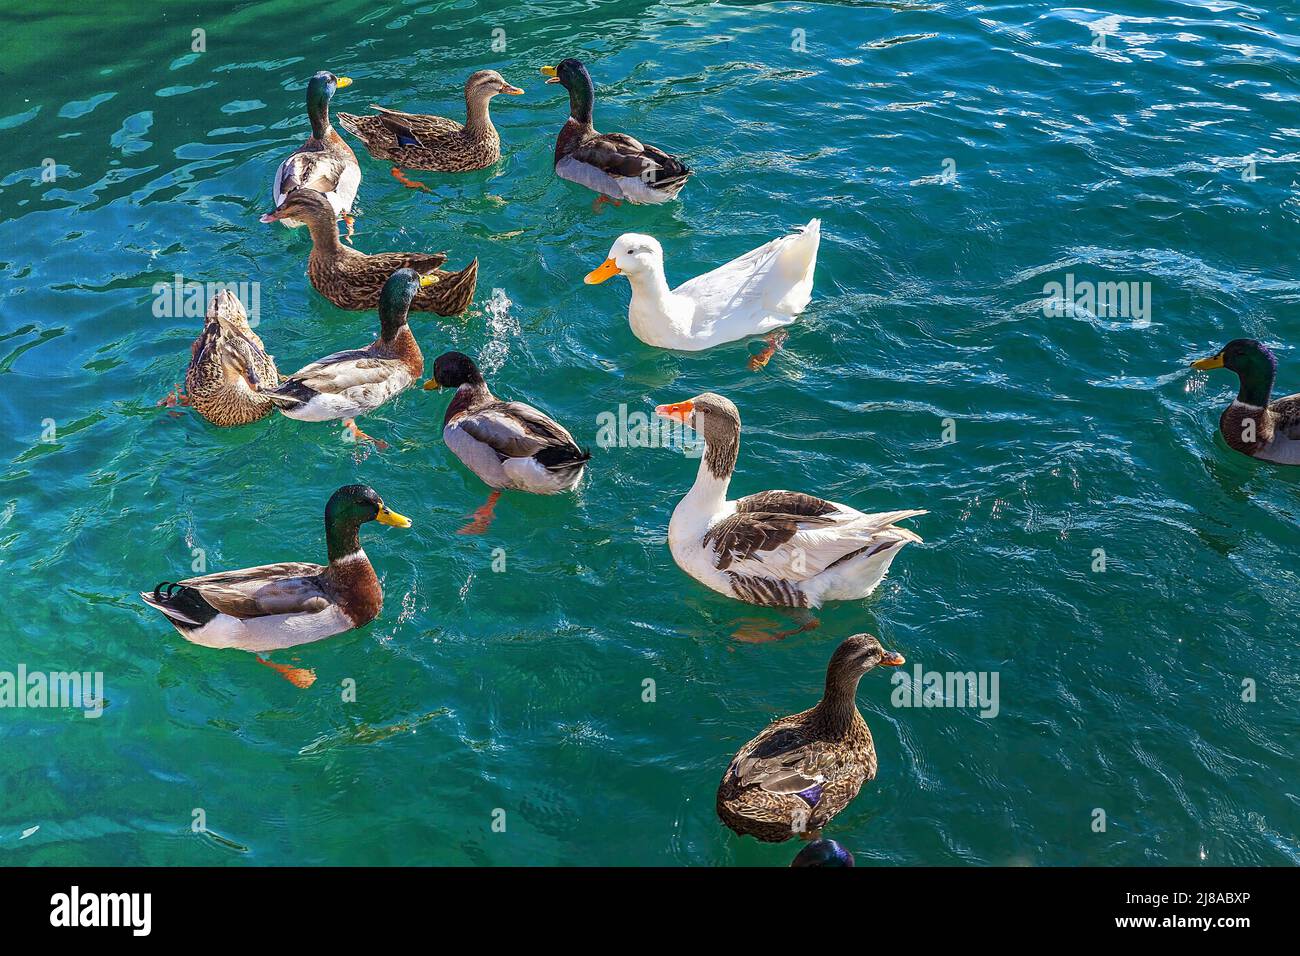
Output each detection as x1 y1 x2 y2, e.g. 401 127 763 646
466 69 524 104
306 70 352 138
830 633 906 676
324 484 410 562
378 269 437 341
424 350 485 391
540 58 594 124
259 186 335 226
1191 338 1278 407
585 234 664 285
655 392 741 480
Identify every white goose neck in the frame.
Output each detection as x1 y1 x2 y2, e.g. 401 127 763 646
681 436 736 512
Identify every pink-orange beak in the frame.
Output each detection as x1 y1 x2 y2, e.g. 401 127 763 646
584 258 622 284
501 83 525 95
655 400 694 424
880 651 906 667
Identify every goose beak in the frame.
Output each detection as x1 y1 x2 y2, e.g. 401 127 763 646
336 76 353 89
376 505 411 528
418 274 438 287
1191 352 1224 370
541 65 561 84
585 258 622 284
880 651 906 667
501 83 525 95
655 400 694 424
422 377 442 391
259 207 285 224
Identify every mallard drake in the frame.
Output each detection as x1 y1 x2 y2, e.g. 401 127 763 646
717 634 904 844
585 222 820 369
424 351 590 533
141 484 410 656
261 268 430 448
791 838 856 867
174 289 279 427
337 70 524 182
540 58 691 206
1191 338 1300 465
271 71 361 240
656 393 924 611
261 187 477 315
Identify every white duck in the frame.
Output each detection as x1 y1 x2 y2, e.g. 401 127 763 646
585 221 820 369
656 392 923 615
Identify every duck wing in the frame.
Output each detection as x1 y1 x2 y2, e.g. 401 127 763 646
265 350 409 406
728 725 840 803
275 144 351 206
143 563 330 626
458 401 585 463
704 491 925 583
674 221 820 324
571 132 691 188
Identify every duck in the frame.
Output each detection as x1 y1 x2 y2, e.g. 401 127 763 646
717 634 904 844
260 187 477 315
656 392 924 613
270 71 361 240
141 484 410 662
585 223 820 369
791 838 856 867
260 268 431 449
336 70 524 185
169 289 279 427
424 351 591 533
1191 338 1300 465
540 58 691 207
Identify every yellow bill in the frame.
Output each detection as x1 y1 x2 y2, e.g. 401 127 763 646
419 274 438 287
585 258 622 284
1191 353 1224 370
376 504 412 528
336 76 353 89
541 65 560 84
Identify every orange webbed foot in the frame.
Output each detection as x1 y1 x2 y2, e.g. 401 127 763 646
457 490 502 535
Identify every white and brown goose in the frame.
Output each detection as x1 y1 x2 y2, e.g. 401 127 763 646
655 393 924 613
425 351 590 533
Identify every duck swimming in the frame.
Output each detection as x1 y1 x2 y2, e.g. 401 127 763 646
141 484 410 684
717 634 904 843
260 268 430 449
170 289 279 427
261 187 478 315
585 223 820 369
270 71 361 240
425 351 590 533
655 393 923 619
1191 338 1300 465
337 70 524 186
541 58 691 207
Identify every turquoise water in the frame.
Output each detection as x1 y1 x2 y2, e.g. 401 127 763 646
2 0 1298 866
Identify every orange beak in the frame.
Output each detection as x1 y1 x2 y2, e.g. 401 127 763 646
501 84 525 95
584 258 622 284
655 400 694 424
880 651 906 667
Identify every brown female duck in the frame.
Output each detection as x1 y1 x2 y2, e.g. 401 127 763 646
261 187 477 315
337 70 524 184
716 634 904 843
171 289 279 427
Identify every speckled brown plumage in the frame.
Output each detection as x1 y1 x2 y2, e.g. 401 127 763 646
716 635 903 843
268 187 477 315
337 70 522 173
185 289 279 427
